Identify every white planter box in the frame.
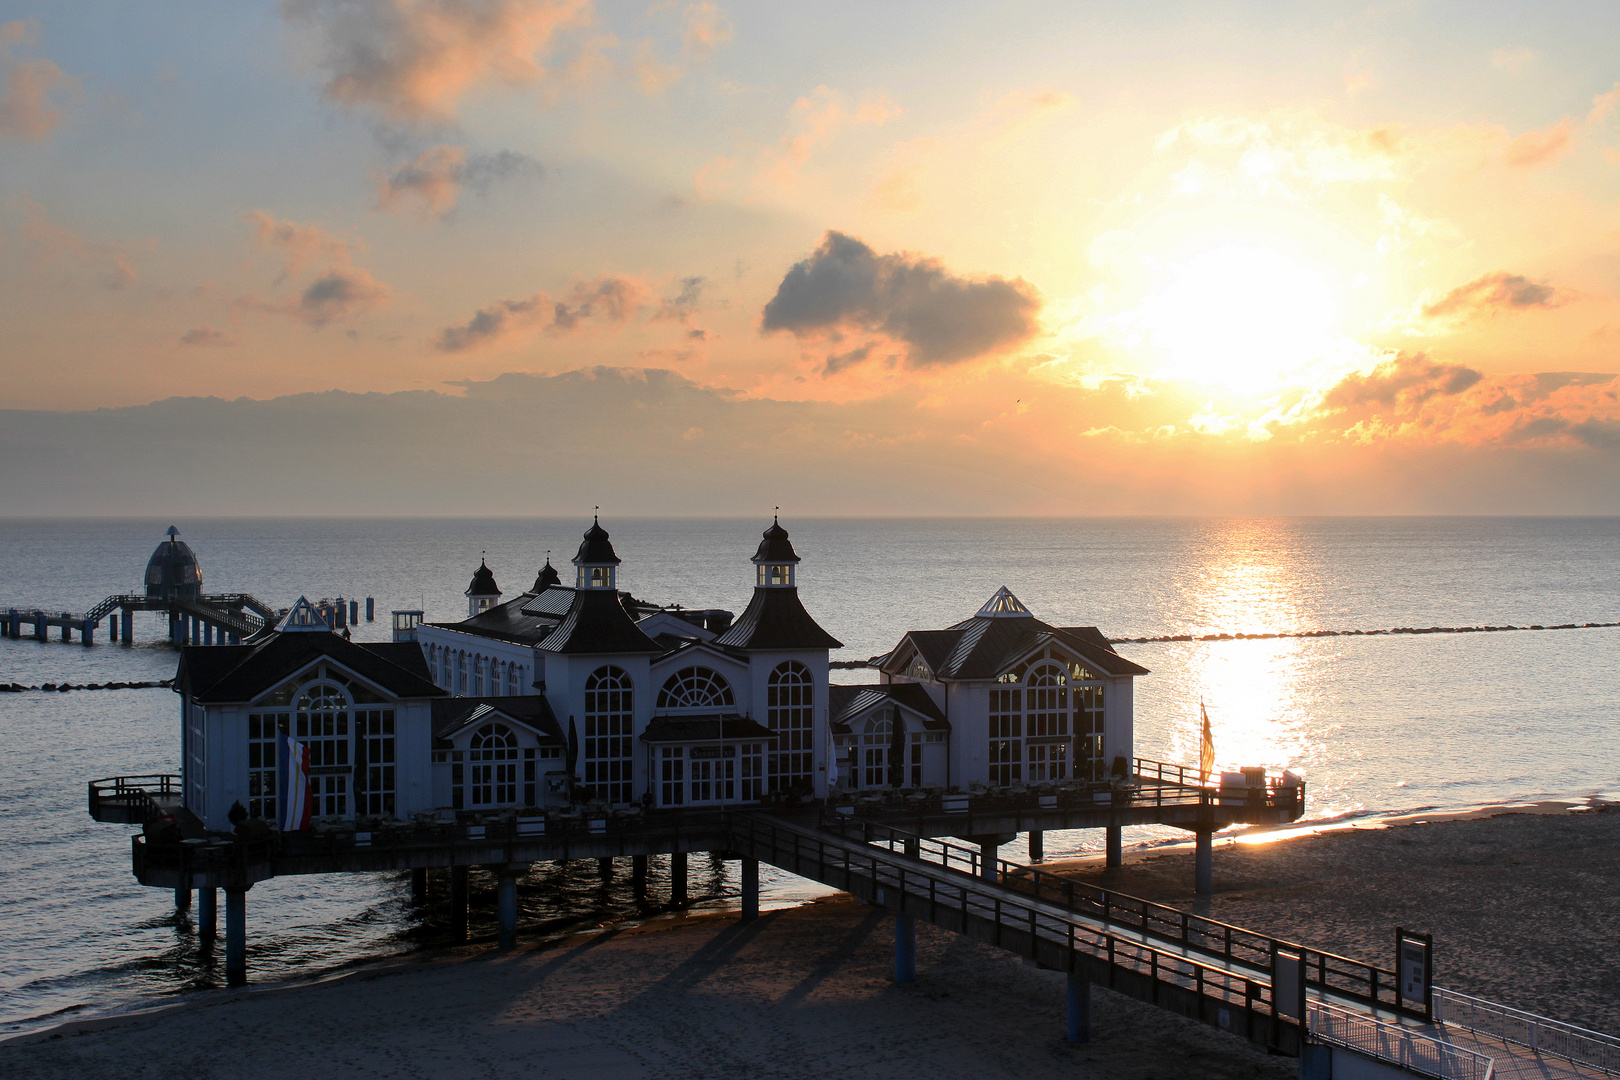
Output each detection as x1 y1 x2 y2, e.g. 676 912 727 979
942 795 970 814
517 817 546 837
465 824 486 840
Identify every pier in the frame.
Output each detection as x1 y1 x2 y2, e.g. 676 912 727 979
83 767 1620 1079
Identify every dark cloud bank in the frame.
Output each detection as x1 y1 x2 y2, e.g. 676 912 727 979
2 367 1617 516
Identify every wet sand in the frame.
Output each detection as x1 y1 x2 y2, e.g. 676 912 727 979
1048 805 1620 1034
1 897 1294 1080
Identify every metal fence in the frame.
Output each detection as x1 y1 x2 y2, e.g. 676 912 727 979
1308 999 1494 1080
1435 987 1620 1076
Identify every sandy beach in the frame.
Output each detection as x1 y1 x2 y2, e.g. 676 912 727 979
5 807 1617 1080
1050 804 1620 1033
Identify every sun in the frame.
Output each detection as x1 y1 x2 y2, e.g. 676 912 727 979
1129 243 1341 393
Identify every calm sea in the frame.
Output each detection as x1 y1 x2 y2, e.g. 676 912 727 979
1 517 1616 1033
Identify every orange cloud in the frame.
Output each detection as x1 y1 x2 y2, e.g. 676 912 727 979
240 210 391 326
21 198 140 289
0 20 75 140
282 0 596 122
1503 118 1573 167
762 86 900 186
435 274 652 350
1421 271 1569 321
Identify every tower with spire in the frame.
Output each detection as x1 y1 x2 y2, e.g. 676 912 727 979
465 557 500 617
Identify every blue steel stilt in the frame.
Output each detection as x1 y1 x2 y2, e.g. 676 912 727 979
198 887 217 947
1195 829 1214 896
1067 972 1091 1043
894 914 917 984
740 857 759 920
174 885 191 910
497 869 519 949
224 887 248 987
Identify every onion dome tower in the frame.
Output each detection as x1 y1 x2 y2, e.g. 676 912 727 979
716 517 842 650
532 556 561 593
145 525 203 603
466 558 501 617
537 518 660 654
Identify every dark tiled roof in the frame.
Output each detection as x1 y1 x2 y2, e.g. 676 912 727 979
177 631 447 703
430 590 562 647
878 613 1148 681
574 518 620 565
466 559 499 597
640 714 776 742
539 588 662 654
752 518 800 563
358 642 435 681
828 682 949 732
431 695 563 743
519 587 577 618
714 587 842 651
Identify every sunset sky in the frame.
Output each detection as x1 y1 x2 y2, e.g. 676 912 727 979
2 1 1618 514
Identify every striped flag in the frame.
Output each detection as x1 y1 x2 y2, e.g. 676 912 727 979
279 732 312 831
1199 700 1216 786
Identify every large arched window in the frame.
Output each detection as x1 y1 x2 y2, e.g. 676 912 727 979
1024 663 1070 783
656 666 735 709
456 652 467 694
584 666 634 804
768 661 813 792
296 682 350 815
469 723 518 806
860 713 894 788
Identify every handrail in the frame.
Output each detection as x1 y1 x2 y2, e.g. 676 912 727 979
1309 999 1493 1080
826 814 1415 1018
1434 987 1620 1076
727 811 1287 1027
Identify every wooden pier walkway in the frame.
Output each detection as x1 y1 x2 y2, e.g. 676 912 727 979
3 591 277 645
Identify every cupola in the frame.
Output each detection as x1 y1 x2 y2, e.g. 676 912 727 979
532 556 561 593
466 558 501 617
573 516 621 591
144 525 203 603
752 515 800 588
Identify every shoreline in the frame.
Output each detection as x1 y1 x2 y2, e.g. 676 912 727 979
6 794 1614 1044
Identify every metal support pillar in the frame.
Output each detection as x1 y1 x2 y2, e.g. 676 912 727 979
174 885 191 911
109 613 118 642
34 612 47 640
224 887 248 987
670 851 688 906
740 857 759 921
61 616 71 642
978 838 999 883
1066 973 1091 1043
450 865 469 942
598 857 615 880
631 854 648 896
903 836 920 860
1105 822 1123 868
496 869 520 949
1195 829 1214 896
204 622 214 646
366 597 375 621
410 868 427 906
894 914 916 984
1028 830 1044 862
191 617 201 645
121 609 133 644
81 620 93 645
198 887 217 946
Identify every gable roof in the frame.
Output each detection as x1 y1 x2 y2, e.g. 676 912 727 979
429 588 564 647
876 605 1149 683
431 695 563 743
177 631 447 703
539 587 663 655
828 682 950 732
714 587 842 651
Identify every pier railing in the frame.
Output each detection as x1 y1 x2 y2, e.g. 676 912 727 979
726 811 1302 1051
1309 999 1494 1080
825 816 1421 1019
1434 987 1620 1076
88 774 182 824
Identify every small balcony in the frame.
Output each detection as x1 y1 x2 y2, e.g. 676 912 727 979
87 774 183 825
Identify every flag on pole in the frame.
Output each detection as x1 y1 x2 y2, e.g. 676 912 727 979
1199 700 1216 786
279 731 312 831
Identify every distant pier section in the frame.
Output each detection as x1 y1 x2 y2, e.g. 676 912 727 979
1 526 371 647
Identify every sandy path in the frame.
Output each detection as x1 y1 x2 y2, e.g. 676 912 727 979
1047 806 1620 1034
3 898 1293 1080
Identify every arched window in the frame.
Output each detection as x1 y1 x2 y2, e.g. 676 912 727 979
1024 663 1070 782
860 713 894 788
584 666 634 803
473 655 484 696
456 652 467 694
296 682 350 815
468 723 518 806
767 660 813 792
507 663 519 696
656 666 735 709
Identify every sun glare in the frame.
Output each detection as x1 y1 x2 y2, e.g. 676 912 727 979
1133 244 1340 393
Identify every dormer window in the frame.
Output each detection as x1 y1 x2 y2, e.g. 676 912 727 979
757 563 795 587
578 565 615 590
907 655 931 680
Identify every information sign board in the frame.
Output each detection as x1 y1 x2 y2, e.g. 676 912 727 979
1395 927 1433 1017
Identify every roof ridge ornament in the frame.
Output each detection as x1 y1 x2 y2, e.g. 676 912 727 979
976 586 1032 618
